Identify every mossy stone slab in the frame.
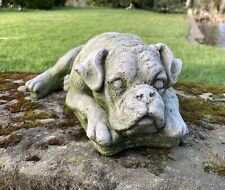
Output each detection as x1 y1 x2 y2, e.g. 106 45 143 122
93 134 180 156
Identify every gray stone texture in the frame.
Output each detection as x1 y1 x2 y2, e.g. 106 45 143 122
1 72 225 189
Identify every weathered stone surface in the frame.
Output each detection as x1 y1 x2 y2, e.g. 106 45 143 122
1 72 225 189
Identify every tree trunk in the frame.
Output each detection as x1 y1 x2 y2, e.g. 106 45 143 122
219 0 225 13
186 0 192 8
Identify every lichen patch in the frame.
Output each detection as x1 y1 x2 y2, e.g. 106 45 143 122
204 159 225 178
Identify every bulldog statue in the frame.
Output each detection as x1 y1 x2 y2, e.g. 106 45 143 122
26 32 188 156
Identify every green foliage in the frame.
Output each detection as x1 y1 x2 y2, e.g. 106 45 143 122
24 0 55 10
2 0 59 9
190 0 222 11
2 0 14 6
86 0 154 8
54 0 66 6
86 0 186 11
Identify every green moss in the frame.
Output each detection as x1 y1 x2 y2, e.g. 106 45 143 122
175 82 225 98
11 111 58 122
176 82 225 128
93 92 109 112
0 72 86 140
0 125 22 136
0 82 14 92
27 121 43 128
0 72 58 135
4 93 42 113
0 92 46 136
204 160 225 178
179 95 225 128
74 110 87 130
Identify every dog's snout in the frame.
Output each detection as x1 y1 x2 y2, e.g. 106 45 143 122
135 88 156 103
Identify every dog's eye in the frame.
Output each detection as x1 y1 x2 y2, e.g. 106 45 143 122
112 78 124 90
111 78 124 90
153 79 164 90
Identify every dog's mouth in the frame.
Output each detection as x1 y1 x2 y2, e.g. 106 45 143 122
124 115 158 135
137 116 154 126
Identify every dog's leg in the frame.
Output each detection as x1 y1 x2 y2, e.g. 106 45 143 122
25 46 82 99
162 88 188 137
66 90 114 146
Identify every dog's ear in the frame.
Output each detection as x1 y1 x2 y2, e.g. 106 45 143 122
155 43 182 87
75 48 108 91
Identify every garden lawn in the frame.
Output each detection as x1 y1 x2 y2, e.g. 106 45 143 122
0 8 225 85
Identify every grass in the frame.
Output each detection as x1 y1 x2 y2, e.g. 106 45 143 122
0 7 225 85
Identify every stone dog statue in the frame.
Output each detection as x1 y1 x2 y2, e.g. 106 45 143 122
26 32 188 156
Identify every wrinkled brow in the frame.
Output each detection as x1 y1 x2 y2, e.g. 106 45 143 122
105 51 138 83
138 58 167 84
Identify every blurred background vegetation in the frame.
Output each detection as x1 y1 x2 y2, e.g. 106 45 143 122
1 0 225 13
1 0 66 9
0 0 225 85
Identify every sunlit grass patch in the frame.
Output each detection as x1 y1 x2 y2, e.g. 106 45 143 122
0 8 224 85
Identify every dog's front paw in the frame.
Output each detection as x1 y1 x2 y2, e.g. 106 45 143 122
63 74 70 92
163 116 188 138
87 118 112 146
25 70 62 99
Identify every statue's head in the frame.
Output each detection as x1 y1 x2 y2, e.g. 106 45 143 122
75 43 187 140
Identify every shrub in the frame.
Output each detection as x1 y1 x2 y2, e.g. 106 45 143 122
86 0 186 11
86 0 154 8
55 0 66 6
24 0 55 9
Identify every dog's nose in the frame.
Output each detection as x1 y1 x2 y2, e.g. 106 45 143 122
135 88 156 103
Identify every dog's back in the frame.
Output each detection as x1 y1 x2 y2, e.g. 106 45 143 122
74 32 145 63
